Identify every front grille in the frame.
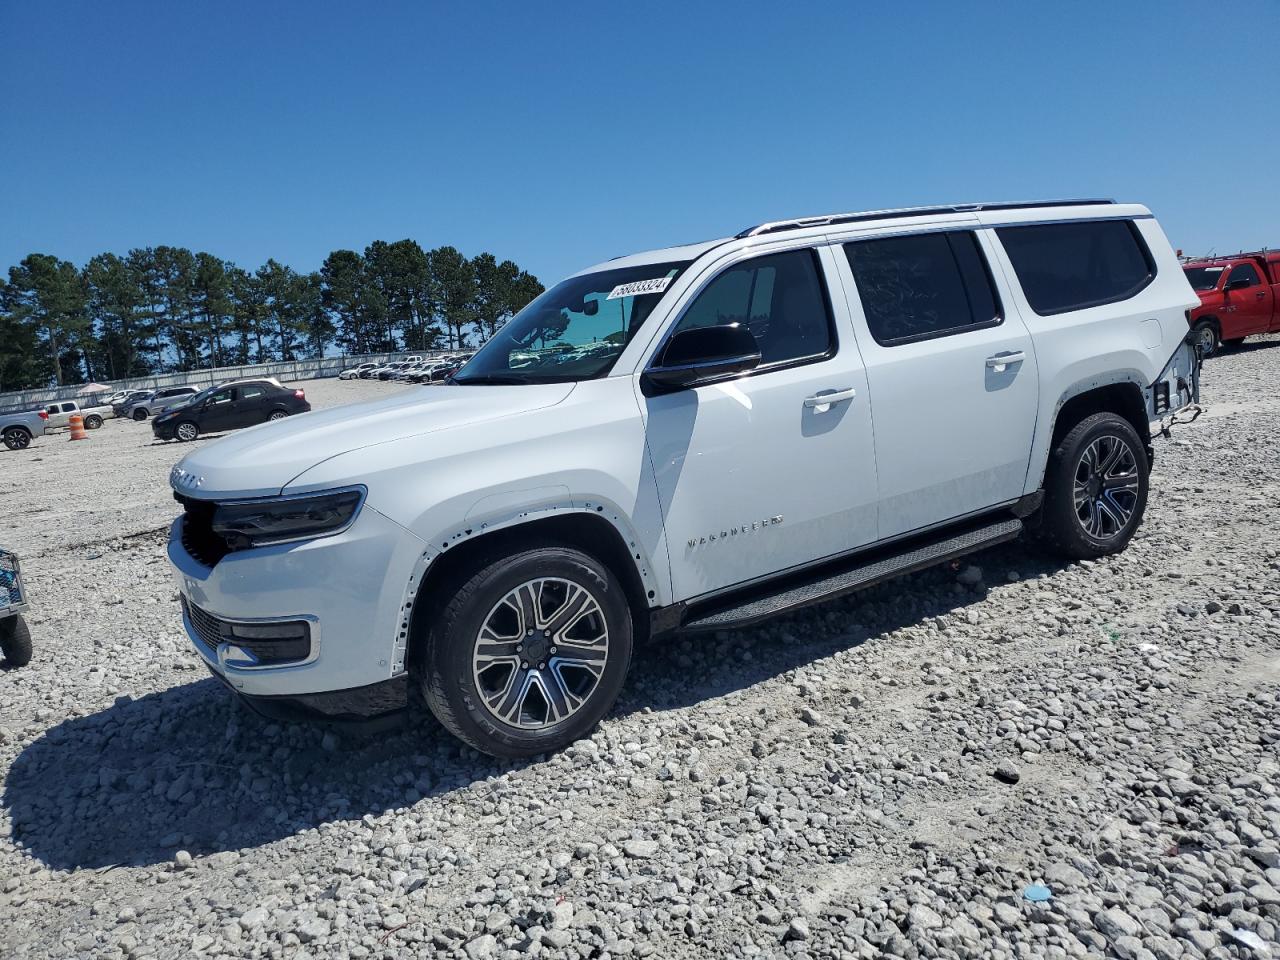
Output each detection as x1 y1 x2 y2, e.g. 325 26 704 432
181 597 311 666
0 551 24 609
176 495 229 567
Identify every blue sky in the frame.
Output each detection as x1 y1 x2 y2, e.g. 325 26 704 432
2 1 1276 285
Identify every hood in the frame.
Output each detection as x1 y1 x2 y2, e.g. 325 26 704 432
172 383 576 499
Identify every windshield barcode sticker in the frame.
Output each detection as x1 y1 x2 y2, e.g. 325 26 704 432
607 276 674 300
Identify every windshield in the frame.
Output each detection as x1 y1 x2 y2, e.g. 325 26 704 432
1183 265 1226 291
453 261 691 383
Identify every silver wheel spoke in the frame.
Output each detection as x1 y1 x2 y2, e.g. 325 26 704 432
472 576 610 730
1073 434 1139 541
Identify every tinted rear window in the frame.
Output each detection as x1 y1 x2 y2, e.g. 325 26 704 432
996 220 1155 315
843 231 1002 346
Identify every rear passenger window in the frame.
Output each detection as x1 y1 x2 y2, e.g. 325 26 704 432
843 231 1002 346
671 249 834 366
241 386 266 400
996 219 1154 315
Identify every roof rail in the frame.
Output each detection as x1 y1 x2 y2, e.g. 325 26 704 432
736 199 1116 239
1183 248 1275 263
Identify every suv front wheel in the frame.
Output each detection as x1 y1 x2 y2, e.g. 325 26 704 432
1040 412 1149 560
421 547 633 758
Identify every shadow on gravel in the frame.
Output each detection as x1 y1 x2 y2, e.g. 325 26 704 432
4 541 1068 871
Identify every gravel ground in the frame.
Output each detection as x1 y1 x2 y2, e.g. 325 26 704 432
1 342 1278 960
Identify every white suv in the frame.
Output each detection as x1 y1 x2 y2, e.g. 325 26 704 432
166 200 1201 757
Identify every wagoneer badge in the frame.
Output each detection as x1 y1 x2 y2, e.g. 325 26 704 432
170 465 204 491
688 515 782 549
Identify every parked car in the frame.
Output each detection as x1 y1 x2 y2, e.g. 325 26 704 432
122 386 199 421
165 199 1200 758
374 362 413 381
0 408 48 451
152 378 311 441
41 399 112 429
424 362 462 383
391 362 426 381
1183 250 1280 355
339 362 379 380
112 390 151 417
0 547 31 667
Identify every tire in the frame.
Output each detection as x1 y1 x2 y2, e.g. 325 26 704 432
175 421 199 442
132 408 148 421
1192 319 1219 357
421 547 633 758
1 615 32 667
84 414 103 429
2 427 32 451
267 409 288 421
1039 412 1149 561
1222 337 1246 349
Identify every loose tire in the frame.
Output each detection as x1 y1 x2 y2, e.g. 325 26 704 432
132 408 148 421
1039 412 1149 561
421 547 633 758
175 421 199 442
268 409 288 421
1 615 32 667
1192 319 1219 357
84 414 103 429
3 427 32 451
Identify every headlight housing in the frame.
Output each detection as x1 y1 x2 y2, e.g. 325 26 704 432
211 487 365 549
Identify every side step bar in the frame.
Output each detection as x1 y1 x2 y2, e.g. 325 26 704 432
679 516 1024 633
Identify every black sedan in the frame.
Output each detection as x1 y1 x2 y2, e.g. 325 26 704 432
152 378 311 442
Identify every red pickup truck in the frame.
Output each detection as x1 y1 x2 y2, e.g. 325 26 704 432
1182 250 1280 355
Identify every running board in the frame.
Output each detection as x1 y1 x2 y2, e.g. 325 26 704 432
679 516 1024 633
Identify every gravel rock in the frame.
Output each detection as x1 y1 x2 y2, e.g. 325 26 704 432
993 760 1021 784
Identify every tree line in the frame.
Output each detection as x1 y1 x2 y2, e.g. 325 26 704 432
0 240 544 390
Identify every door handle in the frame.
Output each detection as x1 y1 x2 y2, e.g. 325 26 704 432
986 351 1025 373
803 387 856 411
1257 292 1266 300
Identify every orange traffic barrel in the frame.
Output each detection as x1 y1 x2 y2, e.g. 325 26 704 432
68 414 88 441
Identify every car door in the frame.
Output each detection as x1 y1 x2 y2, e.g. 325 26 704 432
1224 263 1272 335
834 228 1038 539
199 387 238 432
235 384 271 426
642 244 880 601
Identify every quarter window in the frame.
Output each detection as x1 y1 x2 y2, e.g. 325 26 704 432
668 249 833 366
843 231 1002 346
1227 264 1261 287
995 219 1155 315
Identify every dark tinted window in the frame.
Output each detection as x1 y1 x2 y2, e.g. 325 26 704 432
1227 264 1261 287
670 249 833 365
240 385 267 400
843 231 1002 346
1183 265 1226 291
996 219 1154 315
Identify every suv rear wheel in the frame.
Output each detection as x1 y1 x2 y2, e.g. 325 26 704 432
1039 412 1149 560
421 547 633 758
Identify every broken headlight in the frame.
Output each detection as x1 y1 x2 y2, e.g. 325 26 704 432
211 487 365 549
